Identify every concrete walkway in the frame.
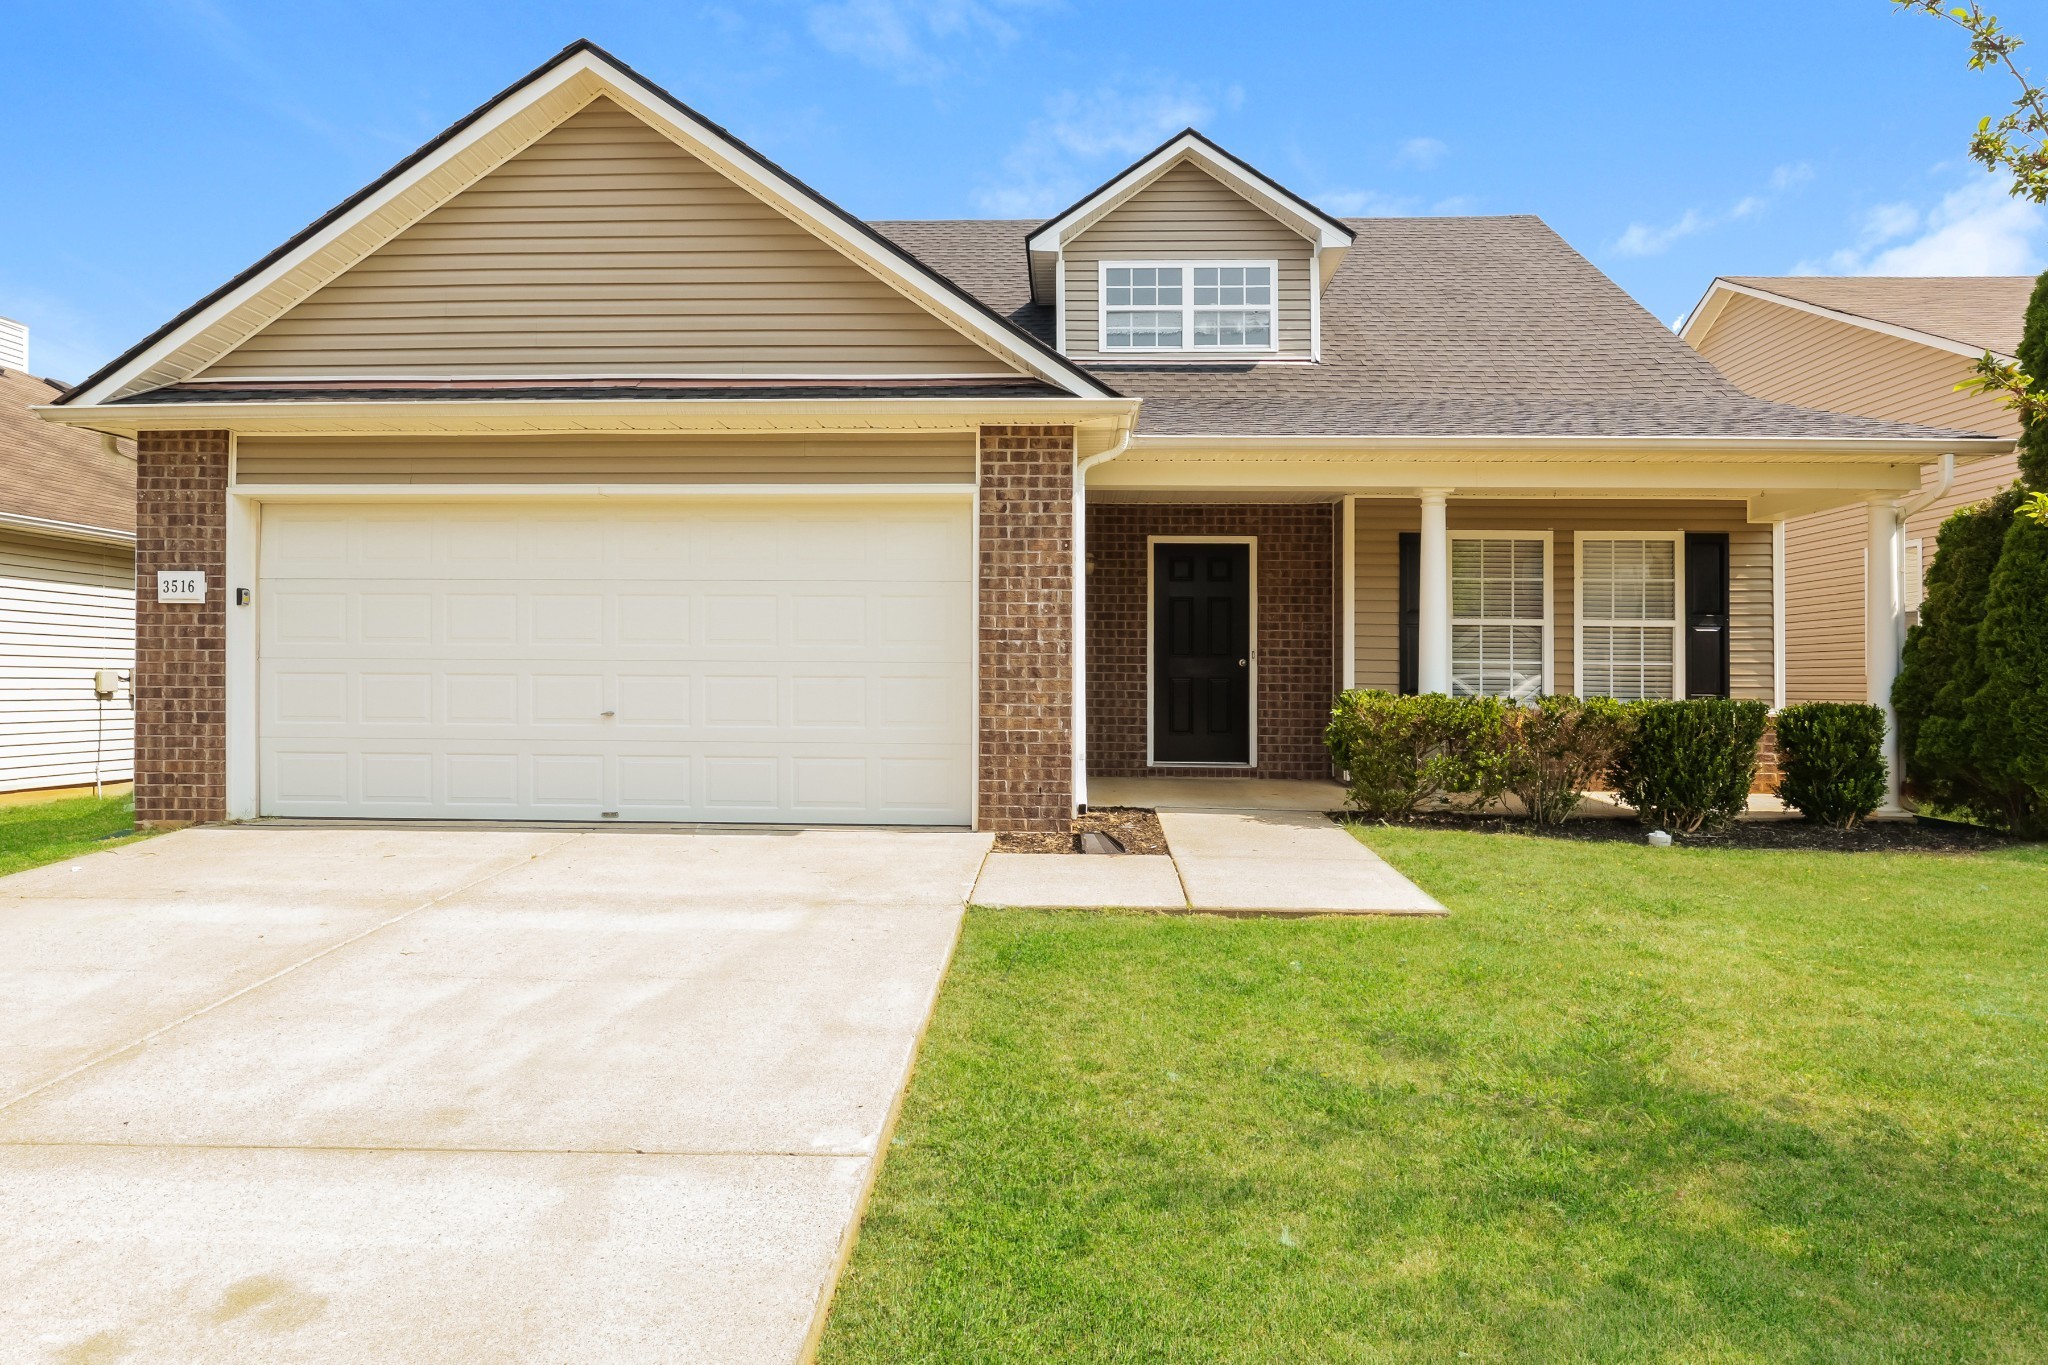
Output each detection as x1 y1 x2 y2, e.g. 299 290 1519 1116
972 806 1443 916
0 823 990 1364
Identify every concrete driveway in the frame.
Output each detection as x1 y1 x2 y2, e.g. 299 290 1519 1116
0 823 991 1363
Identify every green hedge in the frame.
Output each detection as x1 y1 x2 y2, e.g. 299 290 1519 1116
1612 699 1770 833
1773 702 1889 828
1325 691 1509 818
1502 695 1633 826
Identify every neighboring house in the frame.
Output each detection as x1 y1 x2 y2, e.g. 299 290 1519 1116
36 42 2008 831
1683 276 2028 703
0 319 137 797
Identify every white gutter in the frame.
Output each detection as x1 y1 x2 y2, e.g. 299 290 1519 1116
1071 415 1139 812
0 509 135 546
1895 451 1956 522
1130 432 2011 457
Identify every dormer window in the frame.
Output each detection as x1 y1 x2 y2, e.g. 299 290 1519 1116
1102 260 1275 352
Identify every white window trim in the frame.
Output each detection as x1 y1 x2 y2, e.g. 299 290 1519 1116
1449 530 1554 699
1573 531 1687 701
1145 535 1258 768
1098 259 1281 355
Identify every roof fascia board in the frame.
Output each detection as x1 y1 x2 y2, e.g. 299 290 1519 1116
64 41 1114 408
33 396 1140 438
1682 278 2015 363
1027 132 1354 256
1126 431 2011 458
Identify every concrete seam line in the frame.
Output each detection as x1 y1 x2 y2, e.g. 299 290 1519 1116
0 831 584 1116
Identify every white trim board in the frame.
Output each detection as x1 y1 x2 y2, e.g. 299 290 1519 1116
1144 535 1259 769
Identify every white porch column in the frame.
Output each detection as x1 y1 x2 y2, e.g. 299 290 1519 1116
1865 496 1905 812
1418 489 1453 695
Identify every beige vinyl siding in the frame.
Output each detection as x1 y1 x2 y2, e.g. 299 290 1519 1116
1692 291 2022 703
204 98 1015 380
1063 159 1315 359
1781 452 2022 702
1349 499 1771 700
233 434 976 484
0 530 135 794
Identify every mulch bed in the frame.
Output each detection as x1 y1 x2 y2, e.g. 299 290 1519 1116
1334 810 2022 853
993 806 1170 855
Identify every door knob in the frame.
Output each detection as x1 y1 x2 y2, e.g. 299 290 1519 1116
1238 659 1248 667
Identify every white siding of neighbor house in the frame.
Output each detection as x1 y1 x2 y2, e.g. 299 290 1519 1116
0 530 136 793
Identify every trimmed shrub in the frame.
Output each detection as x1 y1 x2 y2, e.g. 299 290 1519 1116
1895 487 2033 827
1974 512 2048 837
2017 271 2048 487
1773 702 1888 827
1612 698 1770 833
1325 691 1511 818
1501 695 1633 826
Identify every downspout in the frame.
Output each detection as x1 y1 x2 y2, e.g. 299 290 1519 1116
1073 416 1138 812
1890 451 1954 643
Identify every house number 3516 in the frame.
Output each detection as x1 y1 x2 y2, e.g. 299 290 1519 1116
156 571 207 603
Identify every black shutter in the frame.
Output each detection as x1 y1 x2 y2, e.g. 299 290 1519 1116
1684 532 1730 698
1398 532 1420 695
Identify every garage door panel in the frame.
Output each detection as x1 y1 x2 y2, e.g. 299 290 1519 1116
260 501 971 824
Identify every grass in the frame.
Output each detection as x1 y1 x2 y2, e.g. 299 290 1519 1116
0 793 151 879
820 830 2048 1362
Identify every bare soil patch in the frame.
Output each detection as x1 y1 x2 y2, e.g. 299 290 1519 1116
993 806 1170 855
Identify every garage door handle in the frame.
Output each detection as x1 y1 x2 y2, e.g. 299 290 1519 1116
600 710 615 718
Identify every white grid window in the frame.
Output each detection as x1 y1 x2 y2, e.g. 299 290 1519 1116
1579 536 1679 701
1102 261 1274 351
1450 536 1548 700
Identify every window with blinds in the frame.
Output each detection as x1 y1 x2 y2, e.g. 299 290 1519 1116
1450 535 1548 700
1579 535 1680 700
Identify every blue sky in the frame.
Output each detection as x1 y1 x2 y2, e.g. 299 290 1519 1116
5 0 2045 383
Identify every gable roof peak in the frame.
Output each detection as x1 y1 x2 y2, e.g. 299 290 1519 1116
59 39 1115 406
1022 128 1355 303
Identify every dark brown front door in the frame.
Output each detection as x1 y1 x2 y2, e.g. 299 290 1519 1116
1153 541 1251 764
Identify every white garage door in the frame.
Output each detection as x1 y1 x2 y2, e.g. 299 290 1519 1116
258 500 972 824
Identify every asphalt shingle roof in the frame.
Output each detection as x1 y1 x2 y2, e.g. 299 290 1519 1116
875 215 1997 441
1 368 133 535
1722 275 2035 358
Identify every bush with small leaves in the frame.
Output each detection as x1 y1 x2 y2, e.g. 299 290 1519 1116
1501 695 1634 826
1612 698 1770 833
1773 702 1890 828
1325 691 1511 818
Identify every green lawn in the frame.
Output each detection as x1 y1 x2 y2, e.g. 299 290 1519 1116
0 793 150 879
820 829 2048 1362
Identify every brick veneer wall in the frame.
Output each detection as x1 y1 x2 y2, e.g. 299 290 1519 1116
978 425 1074 831
134 431 230 826
1087 502 1338 781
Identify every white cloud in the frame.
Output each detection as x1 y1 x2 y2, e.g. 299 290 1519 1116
1395 136 1447 170
1610 162 1812 258
1792 177 2046 275
1614 209 1708 257
1314 188 1421 216
972 80 1216 216
806 0 1045 83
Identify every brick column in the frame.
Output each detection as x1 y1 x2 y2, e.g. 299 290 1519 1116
977 425 1074 832
134 431 230 826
